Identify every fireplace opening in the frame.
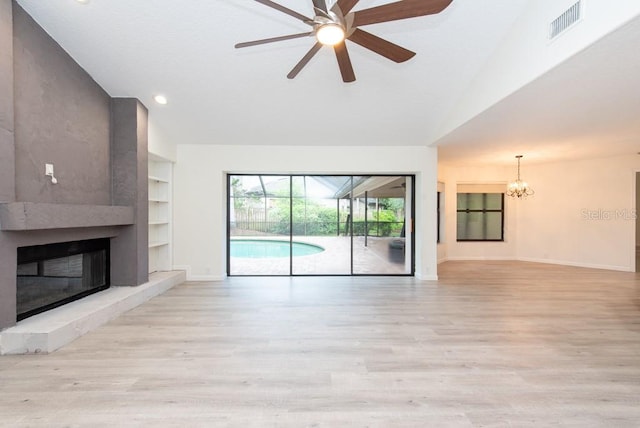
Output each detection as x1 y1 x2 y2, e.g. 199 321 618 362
17 238 110 321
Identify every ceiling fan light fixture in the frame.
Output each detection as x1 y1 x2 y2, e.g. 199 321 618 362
316 23 345 46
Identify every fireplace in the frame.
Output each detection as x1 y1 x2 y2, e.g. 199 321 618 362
16 239 110 321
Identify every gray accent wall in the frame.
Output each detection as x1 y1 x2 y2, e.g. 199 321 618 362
12 4 111 205
0 0 15 202
110 99 149 287
0 1 149 330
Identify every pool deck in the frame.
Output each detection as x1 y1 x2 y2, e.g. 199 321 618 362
229 235 408 275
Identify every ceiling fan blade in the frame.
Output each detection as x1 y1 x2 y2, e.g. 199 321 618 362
312 0 328 13
288 42 323 79
352 0 453 27
254 0 314 24
335 0 360 14
347 28 415 63
235 32 313 49
334 41 356 83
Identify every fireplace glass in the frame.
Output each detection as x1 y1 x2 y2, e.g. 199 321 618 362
17 239 110 321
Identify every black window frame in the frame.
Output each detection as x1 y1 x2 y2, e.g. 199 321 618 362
437 191 441 244
456 192 505 242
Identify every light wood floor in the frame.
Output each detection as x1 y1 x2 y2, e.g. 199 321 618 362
1 261 640 427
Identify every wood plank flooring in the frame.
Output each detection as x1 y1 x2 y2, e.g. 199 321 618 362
1 261 640 427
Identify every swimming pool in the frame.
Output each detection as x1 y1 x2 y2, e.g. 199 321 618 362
230 239 325 258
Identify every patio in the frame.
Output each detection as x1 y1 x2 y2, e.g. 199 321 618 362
230 236 408 275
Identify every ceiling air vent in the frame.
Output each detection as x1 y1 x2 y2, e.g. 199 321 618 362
549 1 582 39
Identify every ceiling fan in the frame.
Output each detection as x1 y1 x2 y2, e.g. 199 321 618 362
235 0 453 83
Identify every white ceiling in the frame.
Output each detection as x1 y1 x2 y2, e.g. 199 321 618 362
436 11 640 166
14 0 640 165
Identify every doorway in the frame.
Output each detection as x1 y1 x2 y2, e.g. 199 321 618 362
227 174 414 276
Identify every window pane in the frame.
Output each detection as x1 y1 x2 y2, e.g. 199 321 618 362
457 212 503 240
353 176 410 274
484 212 503 238
484 193 503 210
457 193 503 210
229 175 291 275
457 193 474 210
291 176 350 275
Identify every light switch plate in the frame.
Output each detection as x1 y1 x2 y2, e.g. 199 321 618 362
45 164 54 175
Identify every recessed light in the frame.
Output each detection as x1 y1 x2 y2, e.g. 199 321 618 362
154 95 168 105
76 0 90 4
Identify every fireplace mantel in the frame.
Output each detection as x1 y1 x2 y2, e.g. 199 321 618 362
0 202 134 231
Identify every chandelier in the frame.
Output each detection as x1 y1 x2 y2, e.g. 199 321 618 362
506 155 534 198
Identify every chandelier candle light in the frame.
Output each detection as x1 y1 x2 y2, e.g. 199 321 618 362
506 155 534 198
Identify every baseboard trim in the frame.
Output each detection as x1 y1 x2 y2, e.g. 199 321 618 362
443 256 518 261
417 275 438 281
172 265 224 281
438 257 632 272
517 257 632 272
189 275 225 281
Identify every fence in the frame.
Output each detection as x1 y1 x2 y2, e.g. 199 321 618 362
230 221 404 237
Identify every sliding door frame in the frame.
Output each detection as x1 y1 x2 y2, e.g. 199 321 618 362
227 174 415 277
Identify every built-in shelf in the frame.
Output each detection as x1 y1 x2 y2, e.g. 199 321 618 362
0 202 134 231
148 157 173 274
148 175 169 183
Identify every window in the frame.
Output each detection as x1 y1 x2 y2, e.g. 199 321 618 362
456 193 504 241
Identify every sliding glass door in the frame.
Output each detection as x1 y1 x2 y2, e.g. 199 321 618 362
228 174 414 276
228 175 291 275
351 176 412 275
290 176 351 275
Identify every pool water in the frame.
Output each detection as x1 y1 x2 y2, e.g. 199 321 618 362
230 239 325 258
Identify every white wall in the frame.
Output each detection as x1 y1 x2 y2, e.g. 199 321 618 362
173 145 439 280
437 0 640 140
516 154 640 271
148 117 177 162
439 154 640 272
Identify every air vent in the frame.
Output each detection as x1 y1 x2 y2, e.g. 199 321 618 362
549 1 582 39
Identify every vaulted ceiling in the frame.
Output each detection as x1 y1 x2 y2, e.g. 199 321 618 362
14 0 640 165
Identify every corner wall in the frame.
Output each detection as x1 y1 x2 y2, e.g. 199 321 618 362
173 145 439 280
516 155 640 271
